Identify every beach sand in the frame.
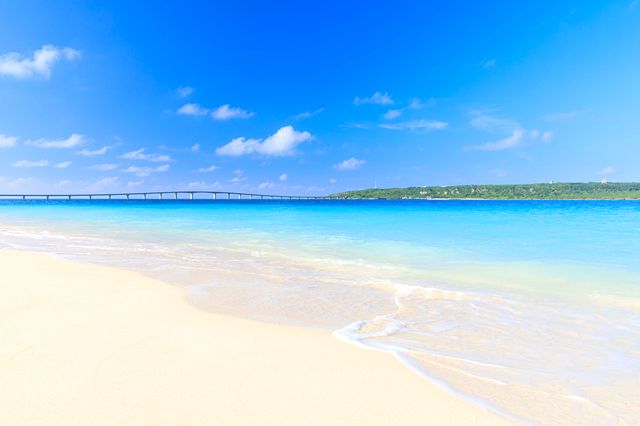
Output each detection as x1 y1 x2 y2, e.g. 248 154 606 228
0 249 508 425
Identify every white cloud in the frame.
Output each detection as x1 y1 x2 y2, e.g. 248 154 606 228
258 181 275 190
196 165 218 173
176 86 194 98
55 179 72 188
469 129 525 151
0 134 18 148
77 146 110 156
329 178 337 184
599 166 615 175
127 179 144 188
54 161 71 169
0 45 80 79
292 108 324 121
178 103 253 120
354 92 394 106
11 159 49 168
542 131 554 143
122 164 170 177
27 133 84 149
177 103 209 116
89 163 118 171
379 120 448 131
191 143 200 152
334 157 365 171
279 173 288 181
383 109 402 120
216 126 313 157
121 148 172 162
211 104 254 120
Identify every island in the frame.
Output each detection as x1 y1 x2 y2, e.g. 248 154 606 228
331 182 640 200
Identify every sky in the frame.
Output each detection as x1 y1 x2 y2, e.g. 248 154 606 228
1 0 639 195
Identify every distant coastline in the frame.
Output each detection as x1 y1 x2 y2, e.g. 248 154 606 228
331 182 640 200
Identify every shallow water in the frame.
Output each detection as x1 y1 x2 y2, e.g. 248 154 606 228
0 199 639 424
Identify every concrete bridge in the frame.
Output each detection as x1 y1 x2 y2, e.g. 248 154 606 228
0 191 330 201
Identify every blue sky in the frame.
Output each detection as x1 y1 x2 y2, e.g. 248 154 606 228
1 0 639 195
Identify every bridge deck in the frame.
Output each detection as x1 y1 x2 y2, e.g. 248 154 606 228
0 191 330 200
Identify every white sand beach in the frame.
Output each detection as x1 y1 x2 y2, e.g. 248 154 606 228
0 249 508 425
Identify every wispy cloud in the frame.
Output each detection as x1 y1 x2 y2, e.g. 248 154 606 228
470 111 520 133
279 173 288 181
543 111 578 122
11 159 49 168
470 130 526 151
599 165 615 175
0 45 80 79
354 91 394 106
176 86 194 98
469 111 553 151
77 146 110 156
479 58 496 69
27 133 84 149
196 165 217 173
191 143 200 152
258 181 275 190
291 108 324 121
408 97 435 109
0 134 17 148
122 164 170 177
211 104 254 120
334 157 365 171
54 161 71 169
121 148 172 162
94 177 119 188
216 126 312 157
379 119 448 131
88 163 118 171
383 109 402 120
186 181 221 190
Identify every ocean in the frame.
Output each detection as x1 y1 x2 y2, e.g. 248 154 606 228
1 199 638 423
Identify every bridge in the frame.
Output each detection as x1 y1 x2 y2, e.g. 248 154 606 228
0 190 331 200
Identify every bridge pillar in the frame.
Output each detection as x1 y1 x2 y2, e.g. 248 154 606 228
174 192 178 200
108 195 112 200
89 195 93 200
46 195 50 200
227 193 231 199
160 193 163 200
126 194 130 200
68 195 71 200
144 194 147 200
213 193 217 200
189 192 193 200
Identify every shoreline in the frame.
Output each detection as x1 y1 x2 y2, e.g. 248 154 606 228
0 248 507 425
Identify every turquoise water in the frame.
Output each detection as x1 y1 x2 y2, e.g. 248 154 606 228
1 200 639 423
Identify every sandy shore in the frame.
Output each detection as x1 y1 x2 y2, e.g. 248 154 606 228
0 249 508 425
